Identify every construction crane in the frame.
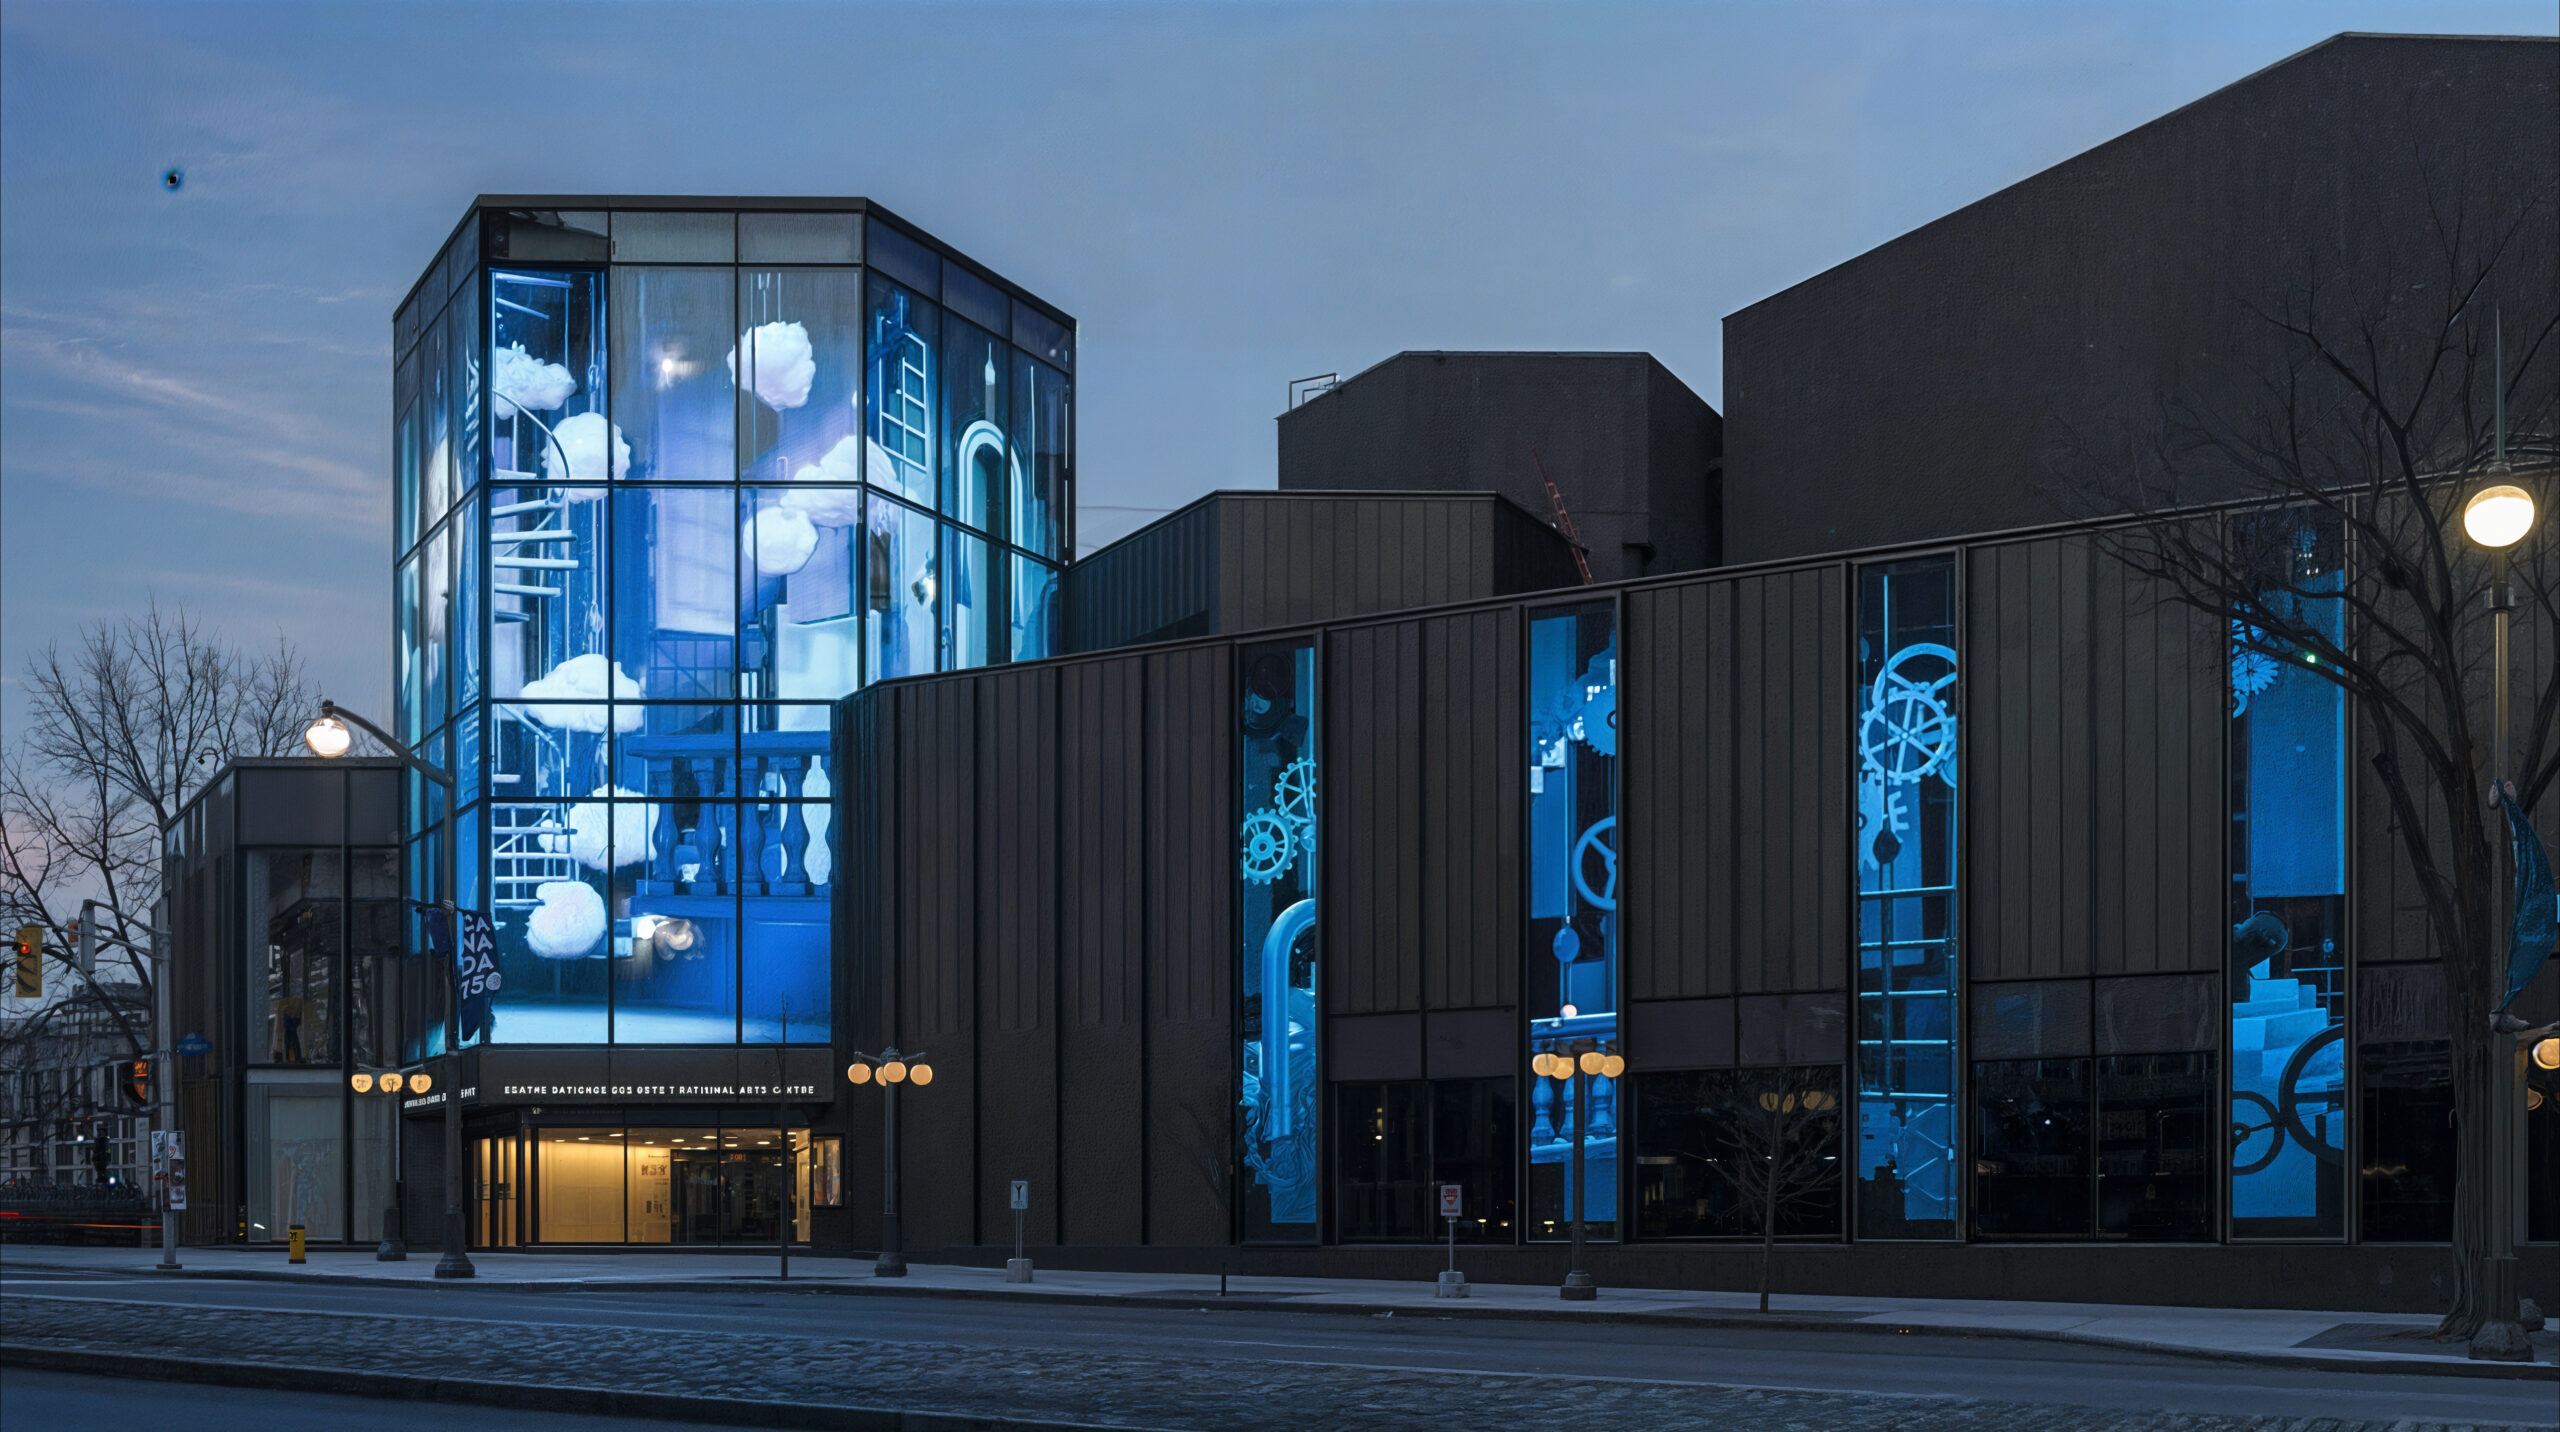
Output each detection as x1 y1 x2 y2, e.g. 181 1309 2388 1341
1531 449 1595 585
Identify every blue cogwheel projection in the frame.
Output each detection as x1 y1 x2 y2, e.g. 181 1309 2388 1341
1572 816 1618 911
1860 641 1958 785
1239 809 1296 883
2230 621 2281 716
1273 757 1318 831
1572 650 1618 756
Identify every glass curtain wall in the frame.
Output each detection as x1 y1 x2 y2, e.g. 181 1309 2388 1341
1853 557 1960 1240
1238 640 1319 1241
1526 603 1619 1242
1332 1079 1518 1242
1631 1067 1845 1240
2225 511 2348 1239
399 208 1070 1056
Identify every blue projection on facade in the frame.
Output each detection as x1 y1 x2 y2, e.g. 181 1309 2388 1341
1238 641 1319 1239
1854 558 1960 1240
1527 605 1619 1240
2227 513 2347 1238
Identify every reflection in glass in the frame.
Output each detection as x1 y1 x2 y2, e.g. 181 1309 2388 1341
743 487 859 701
1010 554 1058 662
613 267 735 482
2226 511 2347 1238
942 317 1008 531
1238 640 1318 1241
1855 557 1959 1239
866 496 938 681
1011 353 1067 559
1434 1077 1517 1242
1335 1082 1431 1241
251 850 342 1065
737 268 860 482
423 524 451 734
397 556 421 742
2097 1053 2213 1239
613 486 735 701
1972 1058 2092 1238
396 353 420 556
1632 1067 1843 1239
422 309 450 544
943 527 989 671
2358 1041 2453 1241
1527 604 1618 1241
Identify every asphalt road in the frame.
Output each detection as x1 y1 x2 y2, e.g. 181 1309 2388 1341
0 1368 787 1432
3 1264 2551 1429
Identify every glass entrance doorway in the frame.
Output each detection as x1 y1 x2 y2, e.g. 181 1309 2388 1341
475 1134 522 1248
524 1124 831 1245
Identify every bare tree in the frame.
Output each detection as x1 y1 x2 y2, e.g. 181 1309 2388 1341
2052 132 2557 1346
1686 1071 1842 1313
0 602 320 1049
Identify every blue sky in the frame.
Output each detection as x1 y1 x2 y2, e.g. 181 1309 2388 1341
4 0 2553 721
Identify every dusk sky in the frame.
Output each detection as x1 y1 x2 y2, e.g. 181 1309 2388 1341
4 1 2554 725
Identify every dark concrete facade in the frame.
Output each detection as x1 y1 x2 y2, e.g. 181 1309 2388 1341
1279 352 1722 580
1722 33 2560 564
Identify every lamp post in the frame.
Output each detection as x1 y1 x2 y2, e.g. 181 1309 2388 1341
349 1068 430 1259
1535 1038 1623 1301
845 1048 932 1277
2460 476 2536 1361
307 700 473 1280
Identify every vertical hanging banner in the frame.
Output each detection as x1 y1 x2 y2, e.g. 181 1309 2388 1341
456 908 500 1044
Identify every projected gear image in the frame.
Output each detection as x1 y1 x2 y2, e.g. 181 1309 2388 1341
1239 809 1296 884
1273 757 1318 829
1861 641 1958 785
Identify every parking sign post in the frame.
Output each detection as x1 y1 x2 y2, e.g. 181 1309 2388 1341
1006 1179 1033 1283
1435 1183 1468 1298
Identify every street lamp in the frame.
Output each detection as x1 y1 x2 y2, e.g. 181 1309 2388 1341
306 698 473 1280
1535 1038 1623 1301
2462 474 2537 1362
846 1048 932 1276
349 1067 427 1259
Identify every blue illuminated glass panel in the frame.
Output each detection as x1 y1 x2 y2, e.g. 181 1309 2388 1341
942 527 990 672
2227 511 2348 1238
613 267 735 483
1239 640 1319 1241
867 278 937 515
1526 604 1619 1240
866 495 938 682
1009 555 1058 662
1854 557 1960 1240
1010 354 1067 560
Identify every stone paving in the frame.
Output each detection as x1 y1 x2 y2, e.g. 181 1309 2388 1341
2 1291 2547 1432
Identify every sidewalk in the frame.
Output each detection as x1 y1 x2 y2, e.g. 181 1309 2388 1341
6 1241 2552 1379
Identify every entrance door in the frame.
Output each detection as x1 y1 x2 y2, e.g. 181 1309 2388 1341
726 1153 787 1242
475 1135 521 1248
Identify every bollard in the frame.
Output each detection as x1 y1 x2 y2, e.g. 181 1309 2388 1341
287 1222 306 1264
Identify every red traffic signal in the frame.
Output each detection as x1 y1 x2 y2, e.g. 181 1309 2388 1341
123 1058 150 1107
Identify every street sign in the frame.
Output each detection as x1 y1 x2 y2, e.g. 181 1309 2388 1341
1010 1179 1030 1211
176 1033 211 1056
1438 1183 1463 1219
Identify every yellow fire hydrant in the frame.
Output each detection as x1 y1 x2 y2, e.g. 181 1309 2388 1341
288 1222 306 1264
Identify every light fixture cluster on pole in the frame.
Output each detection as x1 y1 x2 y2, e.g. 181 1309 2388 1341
1533 1038 1621 1301
349 1067 430 1261
2461 466 2541 1363
846 1048 932 1277
307 697 474 1280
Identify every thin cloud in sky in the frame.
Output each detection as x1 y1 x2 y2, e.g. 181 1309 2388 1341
4 0 2552 725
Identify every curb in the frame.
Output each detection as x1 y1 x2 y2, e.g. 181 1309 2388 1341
0 1343 1166 1432
70 1261 2557 1381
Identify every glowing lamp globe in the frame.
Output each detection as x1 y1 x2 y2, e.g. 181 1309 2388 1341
2535 1036 2560 1072
407 1071 432 1094
380 1072 405 1093
909 1063 934 1086
2463 484 2536 549
880 1060 908 1084
304 715 353 759
1599 1054 1626 1080
1577 1050 1605 1076
846 1062 872 1085
349 1072 374 1093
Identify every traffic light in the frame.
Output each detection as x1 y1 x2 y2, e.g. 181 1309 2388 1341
123 1058 150 1107
11 925 39 999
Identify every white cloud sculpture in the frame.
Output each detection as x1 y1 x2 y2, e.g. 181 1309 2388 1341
777 436 866 528
525 879 606 959
747 504 819 578
491 342 576 419
542 412 629 501
517 654 643 733
567 787 657 870
728 321 816 411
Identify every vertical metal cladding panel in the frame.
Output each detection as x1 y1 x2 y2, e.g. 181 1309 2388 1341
1068 501 1217 652
896 679 978 1252
1420 607 1521 1010
1059 656 1147 1245
975 667 1058 1246
2090 540 2227 975
1144 644 1236 1244
1624 579 1719 1000
1326 621 1426 1015
1714 566 1851 995
836 691 889 1249
1965 538 2096 981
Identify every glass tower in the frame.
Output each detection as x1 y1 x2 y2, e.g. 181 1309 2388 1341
394 201 1073 1055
